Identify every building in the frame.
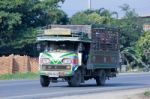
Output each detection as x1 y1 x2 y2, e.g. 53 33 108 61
140 15 150 31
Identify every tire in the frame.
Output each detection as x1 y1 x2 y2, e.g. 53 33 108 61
68 70 81 87
95 70 106 86
40 75 50 87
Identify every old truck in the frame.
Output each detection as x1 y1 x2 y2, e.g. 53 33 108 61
37 25 119 87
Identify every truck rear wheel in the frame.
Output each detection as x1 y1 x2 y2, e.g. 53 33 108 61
68 70 81 87
95 70 106 86
40 75 50 87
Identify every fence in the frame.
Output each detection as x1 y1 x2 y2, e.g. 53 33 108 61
0 54 39 75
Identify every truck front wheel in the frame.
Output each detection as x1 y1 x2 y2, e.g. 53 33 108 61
40 75 50 87
95 70 106 86
68 70 81 87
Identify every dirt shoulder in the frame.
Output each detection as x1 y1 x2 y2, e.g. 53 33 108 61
51 88 150 99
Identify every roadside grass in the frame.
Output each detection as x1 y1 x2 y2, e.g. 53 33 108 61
144 90 150 97
0 72 39 80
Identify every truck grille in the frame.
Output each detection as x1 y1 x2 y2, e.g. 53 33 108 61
42 65 71 71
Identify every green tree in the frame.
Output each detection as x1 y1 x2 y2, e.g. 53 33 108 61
119 4 143 49
135 31 150 67
118 4 144 69
70 8 118 25
70 12 89 25
0 0 68 56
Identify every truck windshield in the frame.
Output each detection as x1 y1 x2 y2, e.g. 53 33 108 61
44 42 78 52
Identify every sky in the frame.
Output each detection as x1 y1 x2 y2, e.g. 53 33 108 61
60 0 150 17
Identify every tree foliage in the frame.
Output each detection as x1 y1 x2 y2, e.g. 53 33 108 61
135 31 150 66
118 4 143 49
0 0 68 56
70 9 118 25
115 4 146 69
71 12 104 25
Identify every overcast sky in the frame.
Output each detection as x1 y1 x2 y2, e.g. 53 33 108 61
60 0 150 17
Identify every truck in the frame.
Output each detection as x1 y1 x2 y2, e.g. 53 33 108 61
37 25 119 87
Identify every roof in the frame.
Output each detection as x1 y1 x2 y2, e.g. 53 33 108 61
37 36 91 43
139 15 150 18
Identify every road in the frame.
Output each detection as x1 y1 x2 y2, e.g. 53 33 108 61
0 73 150 99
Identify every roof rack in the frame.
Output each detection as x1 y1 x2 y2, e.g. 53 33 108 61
37 25 92 39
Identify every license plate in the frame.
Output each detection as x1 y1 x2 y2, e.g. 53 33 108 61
49 72 59 77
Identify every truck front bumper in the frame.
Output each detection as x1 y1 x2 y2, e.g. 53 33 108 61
40 71 73 77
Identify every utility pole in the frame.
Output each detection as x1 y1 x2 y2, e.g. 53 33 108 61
88 0 91 10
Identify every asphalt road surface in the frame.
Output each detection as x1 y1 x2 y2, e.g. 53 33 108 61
0 73 150 99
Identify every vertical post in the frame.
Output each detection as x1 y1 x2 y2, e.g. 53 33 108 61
88 0 91 10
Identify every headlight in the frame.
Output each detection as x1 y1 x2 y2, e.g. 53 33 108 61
40 58 50 64
66 65 71 70
62 58 72 64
